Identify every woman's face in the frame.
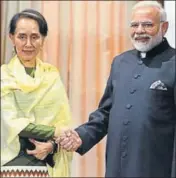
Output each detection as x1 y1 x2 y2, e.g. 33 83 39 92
9 18 44 65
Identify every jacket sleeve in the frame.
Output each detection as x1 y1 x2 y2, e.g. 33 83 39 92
75 62 114 155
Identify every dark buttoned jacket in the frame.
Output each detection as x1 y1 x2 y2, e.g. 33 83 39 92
76 38 176 177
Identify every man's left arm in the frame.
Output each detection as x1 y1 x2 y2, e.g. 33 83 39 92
56 59 116 154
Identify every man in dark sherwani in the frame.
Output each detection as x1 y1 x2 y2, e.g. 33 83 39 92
56 1 176 177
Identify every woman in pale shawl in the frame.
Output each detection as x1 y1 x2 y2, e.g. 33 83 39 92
1 9 72 177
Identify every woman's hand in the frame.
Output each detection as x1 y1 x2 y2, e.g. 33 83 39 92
26 138 53 160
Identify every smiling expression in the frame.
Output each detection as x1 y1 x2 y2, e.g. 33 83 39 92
130 6 168 52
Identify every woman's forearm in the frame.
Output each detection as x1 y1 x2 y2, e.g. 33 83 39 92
19 123 55 140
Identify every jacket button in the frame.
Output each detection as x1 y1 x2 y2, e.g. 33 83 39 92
122 152 127 158
134 74 141 79
138 60 143 65
122 136 128 141
130 88 136 94
123 120 130 125
126 104 132 109
121 142 127 150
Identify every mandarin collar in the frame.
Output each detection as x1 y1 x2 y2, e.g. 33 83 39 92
133 37 170 58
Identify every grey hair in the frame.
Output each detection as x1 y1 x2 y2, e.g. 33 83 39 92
132 1 167 22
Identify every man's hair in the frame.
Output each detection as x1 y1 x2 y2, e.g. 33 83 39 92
132 1 167 22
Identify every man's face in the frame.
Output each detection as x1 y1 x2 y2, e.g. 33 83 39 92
130 6 167 52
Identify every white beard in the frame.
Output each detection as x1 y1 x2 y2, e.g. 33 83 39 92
131 27 163 52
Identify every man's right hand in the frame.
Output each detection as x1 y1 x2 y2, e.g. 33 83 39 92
55 129 82 152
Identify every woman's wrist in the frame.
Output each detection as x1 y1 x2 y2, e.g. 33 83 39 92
47 140 55 154
47 140 58 154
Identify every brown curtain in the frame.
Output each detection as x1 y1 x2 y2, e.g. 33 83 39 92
1 1 136 176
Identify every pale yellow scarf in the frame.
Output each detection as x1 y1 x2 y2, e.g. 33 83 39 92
1 55 73 177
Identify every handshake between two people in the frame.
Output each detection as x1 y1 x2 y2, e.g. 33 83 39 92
26 128 82 161
54 129 82 152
